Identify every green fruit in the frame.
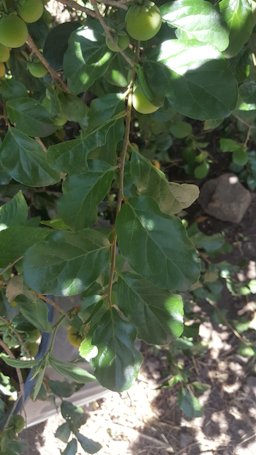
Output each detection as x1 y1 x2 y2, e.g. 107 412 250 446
0 62 5 78
27 61 48 78
18 0 44 24
194 161 210 179
53 114 68 127
132 85 159 114
0 15 28 48
0 44 10 62
125 1 162 41
106 31 130 52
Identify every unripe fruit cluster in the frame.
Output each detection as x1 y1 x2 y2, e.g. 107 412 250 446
0 0 44 50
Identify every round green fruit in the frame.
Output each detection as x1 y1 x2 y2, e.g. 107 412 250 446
132 85 159 114
18 0 44 23
0 44 10 62
125 1 162 41
106 32 130 52
194 161 209 179
27 61 48 78
0 15 28 48
67 326 83 348
0 62 5 78
53 114 68 127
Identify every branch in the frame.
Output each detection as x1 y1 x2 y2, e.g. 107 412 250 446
0 338 24 400
96 0 128 9
90 0 133 67
33 292 65 315
56 0 97 17
26 35 69 93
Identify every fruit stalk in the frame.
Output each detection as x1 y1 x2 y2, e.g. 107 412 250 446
26 34 69 93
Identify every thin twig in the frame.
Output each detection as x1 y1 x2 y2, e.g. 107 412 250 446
96 0 128 9
91 0 133 67
26 35 69 93
33 292 65 315
0 338 24 400
35 137 47 153
0 256 23 275
0 316 30 358
56 0 97 17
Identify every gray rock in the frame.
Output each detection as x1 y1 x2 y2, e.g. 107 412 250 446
199 173 252 223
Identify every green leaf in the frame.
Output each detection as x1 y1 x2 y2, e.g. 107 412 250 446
0 128 60 187
58 165 114 230
0 226 50 268
23 229 110 296
16 295 52 332
48 380 78 397
170 121 192 138
0 191 28 229
116 274 184 344
61 401 87 428
87 93 125 132
116 197 200 291
92 309 142 391
55 423 71 443
219 0 254 57
0 354 38 368
176 58 237 119
43 21 81 70
48 138 90 174
61 439 77 455
0 79 27 100
219 138 243 153
76 432 102 454
49 357 95 383
129 151 199 214
161 0 229 52
64 26 113 94
178 388 202 419
6 97 57 138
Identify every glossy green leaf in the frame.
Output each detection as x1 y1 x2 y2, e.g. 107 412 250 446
162 58 238 120
87 93 125 132
219 0 254 57
64 26 113 94
161 0 229 52
0 354 38 368
92 309 142 391
76 433 102 454
0 191 28 229
116 197 200 290
0 128 60 186
48 380 78 398
6 97 57 138
0 79 27 100
50 357 95 383
58 165 114 230
23 229 110 296
116 274 184 344
129 151 199 214
16 295 52 332
0 226 50 268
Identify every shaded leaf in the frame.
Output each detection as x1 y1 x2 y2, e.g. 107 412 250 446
92 309 142 391
76 432 102 454
178 388 202 419
116 197 200 290
49 357 95 383
61 401 87 428
116 274 184 344
55 422 71 443
23 229 110 296
0 191 28 229
16 295 52 332
0 128 60 186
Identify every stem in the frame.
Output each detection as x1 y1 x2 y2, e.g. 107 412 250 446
0 316 30 358
96 0 128 9
48 314 67 354
56 0 97 17
33 292 65 315
0 256 23 275
90 0 133 67
0 338 24 401
107 76 135 307
26 35 69 93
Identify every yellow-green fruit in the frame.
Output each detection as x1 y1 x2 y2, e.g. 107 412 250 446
53 114 68 127
0 15 28 48
18 0 44 24
106 32 130 52
27 61 48 78
125 1 162 41
132 85 159 114
0 62 5 78
67 326 83 348
0 44 10 62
